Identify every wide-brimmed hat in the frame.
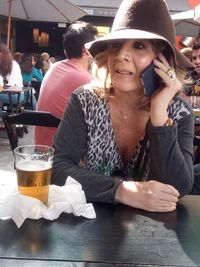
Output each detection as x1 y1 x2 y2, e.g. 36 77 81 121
87 0 194 70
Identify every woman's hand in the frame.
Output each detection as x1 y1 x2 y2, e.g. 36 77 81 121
150 53 182 126
115 180 180 212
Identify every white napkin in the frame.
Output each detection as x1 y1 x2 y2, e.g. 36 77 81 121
0 176 96 228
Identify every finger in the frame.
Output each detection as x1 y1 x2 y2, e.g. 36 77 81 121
154 67 173 82
148 203 177 212
154 55 170 71
157 53 169 66
149 181 180 197
154 67 181 91
161 184 180 197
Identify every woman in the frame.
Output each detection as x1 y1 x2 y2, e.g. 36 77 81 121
20 53 43 110
0 44 24 122
52 0 194 212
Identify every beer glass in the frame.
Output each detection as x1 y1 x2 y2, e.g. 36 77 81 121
14 145 54 205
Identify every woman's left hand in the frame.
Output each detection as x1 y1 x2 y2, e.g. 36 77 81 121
150 53 182 126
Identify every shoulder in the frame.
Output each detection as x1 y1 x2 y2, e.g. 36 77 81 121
73 83 99 99
168 94 193 121
12 60 21 70
71 84 107 110
32 67 38 73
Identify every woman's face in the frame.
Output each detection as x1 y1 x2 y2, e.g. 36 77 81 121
108 39 157 94
32 56 36 66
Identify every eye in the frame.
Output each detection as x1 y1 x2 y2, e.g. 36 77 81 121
110 41 123 49
133 42 145 50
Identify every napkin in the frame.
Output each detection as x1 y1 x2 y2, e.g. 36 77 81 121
0 176 96 228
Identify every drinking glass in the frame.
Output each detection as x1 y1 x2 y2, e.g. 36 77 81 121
14 145 54 205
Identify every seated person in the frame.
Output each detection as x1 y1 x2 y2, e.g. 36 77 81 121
20 53 43 110
35 21 98 146
51 0 194 212
184 43 200 108
0 43 24 121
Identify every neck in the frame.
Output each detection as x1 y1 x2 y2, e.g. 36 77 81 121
113 89 149 113
109 92 150 122
70 57 89 71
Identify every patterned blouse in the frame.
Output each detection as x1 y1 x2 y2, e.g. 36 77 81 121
77 88 191 182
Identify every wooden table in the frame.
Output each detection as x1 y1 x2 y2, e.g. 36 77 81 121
0 171 200 266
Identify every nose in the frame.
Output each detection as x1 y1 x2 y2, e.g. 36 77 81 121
196 57 200 64
116 42 132 62
193 56 200 65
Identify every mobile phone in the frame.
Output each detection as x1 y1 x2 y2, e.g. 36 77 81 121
140 62 161 96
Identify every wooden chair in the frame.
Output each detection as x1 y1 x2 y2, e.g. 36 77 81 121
2 110 60 152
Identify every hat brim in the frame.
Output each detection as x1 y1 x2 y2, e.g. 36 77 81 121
86 29 194 71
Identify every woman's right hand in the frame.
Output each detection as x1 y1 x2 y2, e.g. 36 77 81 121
115 180 180 212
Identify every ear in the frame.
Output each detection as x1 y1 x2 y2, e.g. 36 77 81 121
82 47 92 57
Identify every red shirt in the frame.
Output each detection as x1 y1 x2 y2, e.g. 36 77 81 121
35 59 92 146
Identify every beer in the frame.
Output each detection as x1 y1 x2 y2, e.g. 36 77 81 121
16 160 52 205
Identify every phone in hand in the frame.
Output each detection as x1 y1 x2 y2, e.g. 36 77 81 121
140 62 161 97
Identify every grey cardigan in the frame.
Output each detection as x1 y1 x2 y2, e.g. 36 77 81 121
52 86 194 203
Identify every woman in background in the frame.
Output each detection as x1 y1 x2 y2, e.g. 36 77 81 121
20 53 43 110
0 44 24 127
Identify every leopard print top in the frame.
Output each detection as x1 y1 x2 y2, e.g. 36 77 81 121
77 86 191 181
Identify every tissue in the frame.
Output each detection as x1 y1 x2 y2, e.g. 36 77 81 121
0 176 96 228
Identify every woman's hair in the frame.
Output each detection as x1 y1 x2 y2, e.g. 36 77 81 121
20 53 33 74
0 43 13 77
92 39 187 111
13 52 22 64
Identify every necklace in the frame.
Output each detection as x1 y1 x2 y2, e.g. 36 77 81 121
119 109 127 120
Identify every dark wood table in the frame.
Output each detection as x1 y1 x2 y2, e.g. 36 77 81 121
1 193 200 266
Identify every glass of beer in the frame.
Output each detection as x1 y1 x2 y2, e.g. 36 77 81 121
14 145 54 205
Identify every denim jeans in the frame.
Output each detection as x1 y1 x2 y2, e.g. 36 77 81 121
0 93 25 105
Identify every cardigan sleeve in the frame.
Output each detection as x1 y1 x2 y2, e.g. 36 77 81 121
51 91 122 203
147 109 194 197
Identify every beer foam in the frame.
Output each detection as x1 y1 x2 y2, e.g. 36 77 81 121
16 160 51 171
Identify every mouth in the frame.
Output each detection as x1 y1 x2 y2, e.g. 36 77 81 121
115 69 133 75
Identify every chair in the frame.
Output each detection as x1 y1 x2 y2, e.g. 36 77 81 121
2 110 60 152
1 87 34 114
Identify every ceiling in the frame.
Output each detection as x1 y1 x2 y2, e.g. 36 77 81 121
70 0 193 17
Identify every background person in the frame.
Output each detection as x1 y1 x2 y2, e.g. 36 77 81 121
41 52 53 74
0 44 23 89
13 52 22 65
35 21 98 146
189 43 200 194
191 42 200 95
184 43 200 104
0 43 24 127
20 53 43 110
51 0 194 213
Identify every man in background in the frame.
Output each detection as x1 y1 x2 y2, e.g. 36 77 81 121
191 42 200 95
185 43 200 97
35 21 98 146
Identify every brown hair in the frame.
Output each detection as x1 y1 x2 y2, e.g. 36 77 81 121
20 53 33 74
0 43 13 77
